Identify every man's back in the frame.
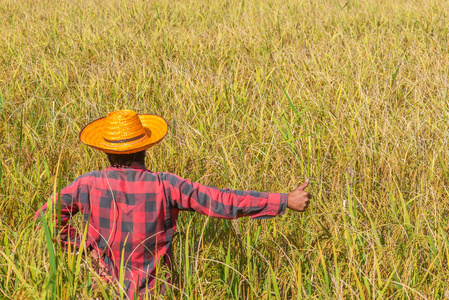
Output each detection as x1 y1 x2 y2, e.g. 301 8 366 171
37 163 176 296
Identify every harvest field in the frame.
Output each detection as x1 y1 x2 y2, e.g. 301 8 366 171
1 0 449 298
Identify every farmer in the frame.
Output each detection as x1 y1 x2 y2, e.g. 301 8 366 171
35 109 311 298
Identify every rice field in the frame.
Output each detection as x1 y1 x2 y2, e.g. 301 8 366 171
1 0 449 298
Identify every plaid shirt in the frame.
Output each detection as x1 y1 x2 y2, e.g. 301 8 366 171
35 163 287 298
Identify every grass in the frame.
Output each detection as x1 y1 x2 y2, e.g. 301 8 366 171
1 0 449 298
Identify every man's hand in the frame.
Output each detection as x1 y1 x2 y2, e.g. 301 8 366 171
287 179 311 212
90 249 109 278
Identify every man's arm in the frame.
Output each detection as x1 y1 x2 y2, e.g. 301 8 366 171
34 179 82 246
160 172 310 219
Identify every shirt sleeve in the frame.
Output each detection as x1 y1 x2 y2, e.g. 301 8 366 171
34 178 83 246
159 172 287 219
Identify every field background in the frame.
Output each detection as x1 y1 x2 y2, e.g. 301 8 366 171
1 0 449 298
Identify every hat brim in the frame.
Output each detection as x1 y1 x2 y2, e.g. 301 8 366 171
79 114 168 154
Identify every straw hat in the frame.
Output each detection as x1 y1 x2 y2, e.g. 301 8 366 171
79 110 168 154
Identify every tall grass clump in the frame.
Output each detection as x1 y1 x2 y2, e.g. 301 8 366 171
1 0 449 298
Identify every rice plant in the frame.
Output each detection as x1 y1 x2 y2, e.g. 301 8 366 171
1 0 448 298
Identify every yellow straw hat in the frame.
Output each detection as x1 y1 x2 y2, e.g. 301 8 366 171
79 110 168 154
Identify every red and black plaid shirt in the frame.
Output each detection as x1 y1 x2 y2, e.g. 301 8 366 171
35 163 287 298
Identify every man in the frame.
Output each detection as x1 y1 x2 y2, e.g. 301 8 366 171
35 109 311 299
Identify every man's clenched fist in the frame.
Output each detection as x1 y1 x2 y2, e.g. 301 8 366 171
287 179 311 212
